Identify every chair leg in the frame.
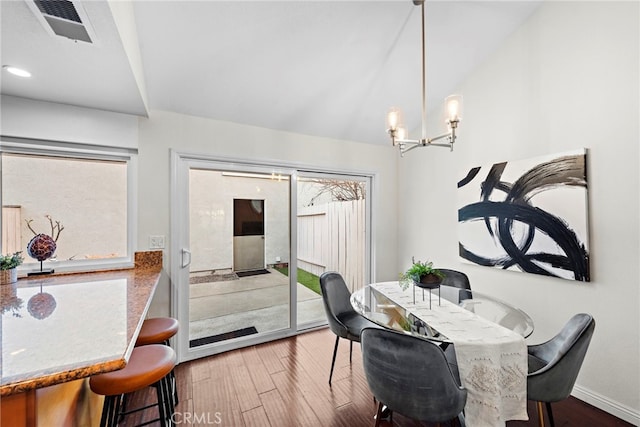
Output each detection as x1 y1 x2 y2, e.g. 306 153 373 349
374 401 384 427
546 402 555 427
536 401 545 427
349 341 353 363
329 336 339 386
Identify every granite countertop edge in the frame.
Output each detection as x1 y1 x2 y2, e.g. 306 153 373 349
0 251 163 397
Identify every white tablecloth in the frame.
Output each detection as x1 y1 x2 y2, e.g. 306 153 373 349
371 282 528 427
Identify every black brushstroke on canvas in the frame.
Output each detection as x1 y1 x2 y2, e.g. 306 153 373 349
458 166 481 188
458 154 589 281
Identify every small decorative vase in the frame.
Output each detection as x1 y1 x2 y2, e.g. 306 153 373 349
0 268 18 286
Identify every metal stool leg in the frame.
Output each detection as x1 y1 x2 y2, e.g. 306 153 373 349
99 395 112 427
170 369 178 405
99 394 123 427
155 380 168 427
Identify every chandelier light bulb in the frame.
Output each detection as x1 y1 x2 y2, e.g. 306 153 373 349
387 108 401 130
446 95 463 122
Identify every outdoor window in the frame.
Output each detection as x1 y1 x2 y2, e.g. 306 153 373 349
0 139 136 272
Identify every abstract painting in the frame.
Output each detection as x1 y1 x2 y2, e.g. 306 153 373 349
458 149 589 282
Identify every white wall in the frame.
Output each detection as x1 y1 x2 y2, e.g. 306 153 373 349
0 95 138 148
137 109 398 319
189 170 290 271
398 1 639 423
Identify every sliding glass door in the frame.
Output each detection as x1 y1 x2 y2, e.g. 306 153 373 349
171 153 372 362
296 172 371 329
173 156 294 361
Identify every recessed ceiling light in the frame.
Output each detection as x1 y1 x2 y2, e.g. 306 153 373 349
3 65 31 78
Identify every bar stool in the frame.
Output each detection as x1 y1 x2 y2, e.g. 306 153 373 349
136 317 179 347
90 344 176 427
135 317 179 405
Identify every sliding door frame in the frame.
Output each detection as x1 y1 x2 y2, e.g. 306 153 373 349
170 150 376 362
295 170 373 331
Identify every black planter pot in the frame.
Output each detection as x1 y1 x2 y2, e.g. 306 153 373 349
416 273 442 289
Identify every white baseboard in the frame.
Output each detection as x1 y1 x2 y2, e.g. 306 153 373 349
572 385 640 426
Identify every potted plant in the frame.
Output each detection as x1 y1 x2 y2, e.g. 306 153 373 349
1 251 24 285
401 257 445 287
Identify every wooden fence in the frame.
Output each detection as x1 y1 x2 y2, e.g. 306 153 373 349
2 206 22 255
297 199 366 292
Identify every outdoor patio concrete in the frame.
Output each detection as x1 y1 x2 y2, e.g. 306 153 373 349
189 268 325 341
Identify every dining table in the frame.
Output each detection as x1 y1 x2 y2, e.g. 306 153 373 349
351 281 534 427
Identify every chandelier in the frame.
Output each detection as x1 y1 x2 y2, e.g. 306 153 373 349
386 0 463 156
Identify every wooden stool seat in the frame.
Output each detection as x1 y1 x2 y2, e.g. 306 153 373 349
135 317 179 346
90 345 176 396
90 345 176 427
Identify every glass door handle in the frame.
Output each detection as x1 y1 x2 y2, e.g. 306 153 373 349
181 249 192 268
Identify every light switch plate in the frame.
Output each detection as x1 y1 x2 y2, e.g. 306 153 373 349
149 235 165 249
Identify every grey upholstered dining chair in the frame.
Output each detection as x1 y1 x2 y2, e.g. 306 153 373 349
527 313 596 427
319 271 380 386
438 268 472 302
361 327 467 427
439 268 471 290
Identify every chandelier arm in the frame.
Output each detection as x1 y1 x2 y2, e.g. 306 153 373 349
400 143 423 156
393 131 454 150
394 138 421 145
399 140 452 156
425 142 453 149
426 132 452 144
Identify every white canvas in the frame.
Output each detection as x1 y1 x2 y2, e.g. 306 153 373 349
457 149 590 281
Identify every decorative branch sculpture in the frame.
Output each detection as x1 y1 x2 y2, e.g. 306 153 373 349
25 216 64 242
25 219 38 236
46 215 64 242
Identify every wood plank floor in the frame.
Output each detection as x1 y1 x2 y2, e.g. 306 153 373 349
122 328 633 426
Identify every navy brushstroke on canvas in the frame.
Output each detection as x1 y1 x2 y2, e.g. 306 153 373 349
458 153 590 282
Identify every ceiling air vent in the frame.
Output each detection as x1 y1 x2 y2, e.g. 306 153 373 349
29 0 94 44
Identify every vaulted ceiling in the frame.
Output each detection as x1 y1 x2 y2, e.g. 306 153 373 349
1 0 541 145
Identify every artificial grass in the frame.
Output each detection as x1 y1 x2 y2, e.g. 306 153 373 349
274 266 321 295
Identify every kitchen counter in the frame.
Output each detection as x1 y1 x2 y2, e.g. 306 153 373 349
0 251 163 397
